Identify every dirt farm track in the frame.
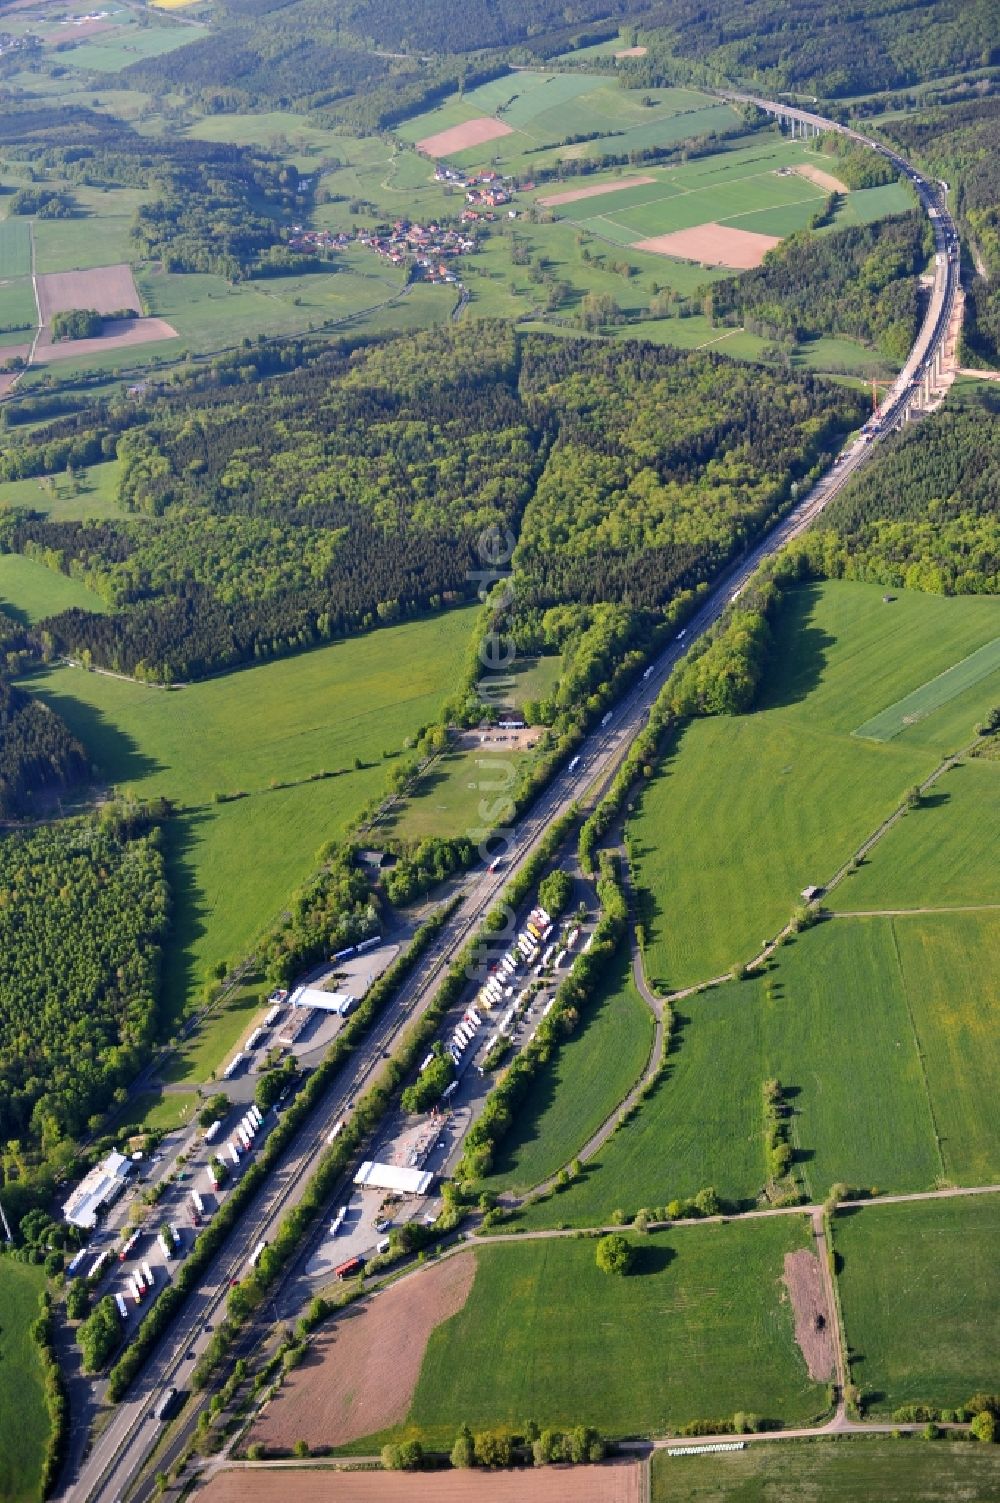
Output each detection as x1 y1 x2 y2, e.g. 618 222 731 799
197 1460 643 1503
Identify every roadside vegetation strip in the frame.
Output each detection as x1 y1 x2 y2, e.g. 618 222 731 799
832 1195 1000 1416
105 905 452 1402
853 634 1000 742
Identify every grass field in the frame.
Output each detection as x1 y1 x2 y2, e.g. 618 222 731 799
484 948 655 1194
385 1218 825 1445
834 1196 1000 1412
631 582 1000 989
55 20 207 71
0 218 31 278
0 1259 50 1503
651 1437 1000 1502
829 757 1000 910
855 636 1000 741
116 1089 200 1135
0 552 108 623
382 743 529 843
0 461 124 522
24 609 475 1066
509 906 999 1226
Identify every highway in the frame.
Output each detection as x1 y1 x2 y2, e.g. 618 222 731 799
62 100 960 1503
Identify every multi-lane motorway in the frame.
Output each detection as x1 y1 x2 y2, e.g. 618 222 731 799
63 102 960 1503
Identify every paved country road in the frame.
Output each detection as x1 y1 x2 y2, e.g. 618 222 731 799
61 99 963 1503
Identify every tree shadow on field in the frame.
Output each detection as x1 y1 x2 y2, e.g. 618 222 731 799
157 810 212 1051
913 790 951 811
753 583 836 713
20 675 163 786
631 1242 675 1276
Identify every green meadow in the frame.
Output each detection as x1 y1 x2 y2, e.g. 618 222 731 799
23 608 475 1070
509 909 999 1226
651 1437 1000 1502
0 552 108 623
834 1196 1000 1412
0 460 124 522
385 1218 824 1445
631 581 1000 990
483 948 655 1195
829 756 1000 910
0 1260 50 1503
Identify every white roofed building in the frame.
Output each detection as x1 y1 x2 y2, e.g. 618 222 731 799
62 1150 132 1229
354 1161 435 1196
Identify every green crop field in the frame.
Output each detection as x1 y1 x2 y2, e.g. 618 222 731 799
834 1196 1000 1412
381 1218 825 1446
56 21 208 72
854 636 1000 742
0 552 108 623
484 948 655 1195
889 912 1000 1185
23 609 475 1067
651 1437 1000 1502
0 461 124 522
0 276 37 335
514 913 962 1220
397 68 740 175
0 218 31 277
631 581 1000 989
509 906 999 1227
0 1260 50 1503
829 757 1000 910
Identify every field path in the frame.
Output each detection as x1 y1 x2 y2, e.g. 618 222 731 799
631 734 988 1005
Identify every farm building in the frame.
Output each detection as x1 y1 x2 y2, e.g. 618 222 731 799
354 1161 435 1196
62 1150 132 1229
288 985 356 1015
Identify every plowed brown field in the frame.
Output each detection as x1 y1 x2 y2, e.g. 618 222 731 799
197 1459 643 1503
35 264 141 323
633 222 781 268
538 176 656 207
250 1254 476 1452
416 118 513 158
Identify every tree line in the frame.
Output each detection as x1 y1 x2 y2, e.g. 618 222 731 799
0 678 89 818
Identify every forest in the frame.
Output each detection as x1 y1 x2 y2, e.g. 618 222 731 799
0 327 863 681
881 97 1000 365
0 808 170 1183
805 390 1000 594
705 213 929 363
0 679 89 818
0 107 303 280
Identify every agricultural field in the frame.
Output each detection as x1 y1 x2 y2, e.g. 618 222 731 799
829 756 1000 911
631 581 1000 990
22 608 475 1065
509 908 999 1227
374 1218 826 1446
531 137 911 265
484 949 655 1195
651 1437 1000 1502
0 552 108 623
0 1259 50 1503
834 1196 1000 1412
399 70 743 177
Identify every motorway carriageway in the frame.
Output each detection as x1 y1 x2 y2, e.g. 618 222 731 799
63 102 961 1503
